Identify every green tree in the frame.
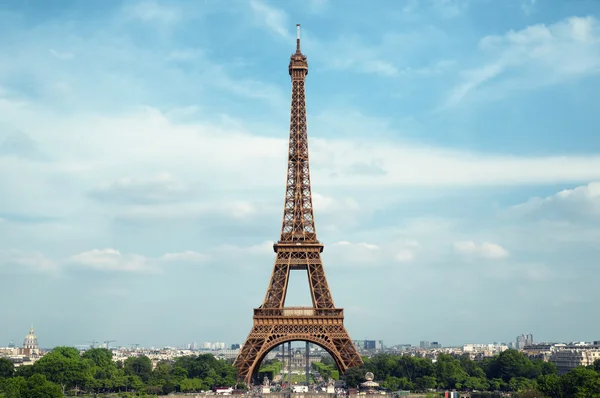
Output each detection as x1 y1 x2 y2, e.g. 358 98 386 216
81 348 113 368
434 354 468 389
23 374 62 398
343 366 366 388
463 376 490 391
488 349 536 382
32 346 94 394
559 366 600 398
0 376 27 397
537 374 560 398
124 356 152 382
180 377 203 392
0 358 14 379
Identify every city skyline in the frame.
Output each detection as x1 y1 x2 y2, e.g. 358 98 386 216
2 0 600 348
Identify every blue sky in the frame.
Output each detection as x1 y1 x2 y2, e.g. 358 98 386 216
1 0 600 350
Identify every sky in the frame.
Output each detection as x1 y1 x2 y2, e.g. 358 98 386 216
1 0 600 351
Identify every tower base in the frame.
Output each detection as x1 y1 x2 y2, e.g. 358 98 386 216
234 308 362 385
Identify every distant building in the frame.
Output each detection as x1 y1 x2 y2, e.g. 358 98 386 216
276 348 321 369
516 334 533 350
550 344 600 375
430 342 441 349
420 341 430 349
463 343 508 358
364 340 376 350
231 344 240 350
20 327 40 357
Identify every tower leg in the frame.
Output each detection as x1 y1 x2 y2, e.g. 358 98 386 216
305 341 309 387
281 343 285 386
288 341 292 388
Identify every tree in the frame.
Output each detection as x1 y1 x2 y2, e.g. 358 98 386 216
23 374 63 398
559 366 600 398
488 350 533 382
124 356 153 383
81 348 113 368
32 346 94 394
321 354 335 366
537 374 560 398
0 376 27 397
343 366 366 388
434 354 468 389
0 358 14 379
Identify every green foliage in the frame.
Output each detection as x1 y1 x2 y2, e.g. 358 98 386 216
312 361 339 380
341 351 600 397
0 374 62 398
2 346 599 397
258 359 282 381
0 348 239 397
558 366 600 398
0 359 14 379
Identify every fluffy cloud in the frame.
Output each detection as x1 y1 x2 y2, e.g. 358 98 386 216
68 248 207 273
446 16 600 106
510 181 600 219
453 241 510 259
249 0 290 39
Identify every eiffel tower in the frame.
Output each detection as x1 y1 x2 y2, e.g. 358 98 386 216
233 25 363 385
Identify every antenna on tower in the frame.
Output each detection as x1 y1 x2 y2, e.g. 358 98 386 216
296 24 301 52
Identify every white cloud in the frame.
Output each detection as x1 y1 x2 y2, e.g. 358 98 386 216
216 241 274 256
510 181 600 218
114 200 257 222
69 248 207 273
312 193 359 213
4 101 600 237
328 241 382 266
445 16 600 107
453 241 510 259
69 249 156 273
160 251 208 262
0 250 57 272
249 0 290 39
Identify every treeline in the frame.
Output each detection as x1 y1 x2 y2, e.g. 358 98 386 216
258 359 282 381
0 347 240 397
312 361 339 380
342 349 600 397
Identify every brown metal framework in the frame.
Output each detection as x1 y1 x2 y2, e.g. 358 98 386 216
233 25 363 385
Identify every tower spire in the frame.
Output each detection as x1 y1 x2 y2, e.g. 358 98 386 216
296 23 301 53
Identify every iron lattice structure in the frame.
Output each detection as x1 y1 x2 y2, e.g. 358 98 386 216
233 25 363 385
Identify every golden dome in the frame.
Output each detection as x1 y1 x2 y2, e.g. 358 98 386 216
23 326 38 349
